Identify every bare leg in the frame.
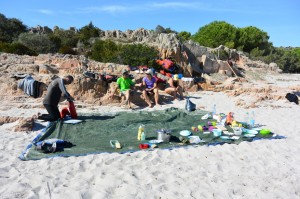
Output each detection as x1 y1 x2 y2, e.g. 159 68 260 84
143 90 152 107
177 86 184 100
165 87 176 100
153 88 159 105
124 90 132 108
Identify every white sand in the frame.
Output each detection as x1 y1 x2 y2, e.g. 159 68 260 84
0 73 300 199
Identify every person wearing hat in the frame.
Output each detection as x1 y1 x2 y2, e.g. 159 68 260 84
110 69 136 108
164 74 184 100
141 69 159 108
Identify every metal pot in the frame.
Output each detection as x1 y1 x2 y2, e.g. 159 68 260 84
156 129 171 142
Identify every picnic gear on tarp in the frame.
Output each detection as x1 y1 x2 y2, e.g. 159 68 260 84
156 129 171 142
19 108 284 161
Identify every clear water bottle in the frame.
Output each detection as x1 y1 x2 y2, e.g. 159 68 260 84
141 131 146 141
249 111 255 128
212 104 216 115
137 125 144 140
244 112 249 126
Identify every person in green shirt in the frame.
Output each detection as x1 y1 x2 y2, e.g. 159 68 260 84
110 69 137 108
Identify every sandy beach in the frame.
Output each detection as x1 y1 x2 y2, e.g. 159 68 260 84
0 73 300 199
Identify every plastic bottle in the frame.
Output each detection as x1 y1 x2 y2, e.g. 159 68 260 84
141 131 146 141
212 104 216 115
137 125 144 140
244 112 249 126
249 111 255 128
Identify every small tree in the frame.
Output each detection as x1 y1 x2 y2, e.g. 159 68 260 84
17 33 56 54
90 40 121 63
118 44 159 67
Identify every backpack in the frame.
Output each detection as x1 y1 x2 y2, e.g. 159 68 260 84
285 93 299 105
185 97 196 111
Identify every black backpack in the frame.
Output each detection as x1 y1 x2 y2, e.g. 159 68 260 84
285 93 299 105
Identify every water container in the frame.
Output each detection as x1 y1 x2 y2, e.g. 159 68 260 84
212 104 216 115
244 112 249 125
249 111 255 128
141 132 146 141
137 125 144 140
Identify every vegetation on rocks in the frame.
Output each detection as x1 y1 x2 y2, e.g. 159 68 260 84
0 13 299 73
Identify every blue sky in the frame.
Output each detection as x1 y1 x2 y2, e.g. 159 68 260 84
1 0 299 47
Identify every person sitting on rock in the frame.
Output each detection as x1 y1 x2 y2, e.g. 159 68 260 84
110 69 137 109
142 69 159 108
164 74 184 100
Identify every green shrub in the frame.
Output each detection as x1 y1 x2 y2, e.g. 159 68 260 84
0 42 37 55
59 46 77 55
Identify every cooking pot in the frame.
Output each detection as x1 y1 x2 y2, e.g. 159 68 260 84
156 129 171 142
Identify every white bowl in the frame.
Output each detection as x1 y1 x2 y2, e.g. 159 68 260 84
233 127 242 135
212 129 222 136
180 130 192 137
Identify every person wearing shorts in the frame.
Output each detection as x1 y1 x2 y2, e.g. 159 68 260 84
142 69 159 108
164 74 184 100
110 69 136 108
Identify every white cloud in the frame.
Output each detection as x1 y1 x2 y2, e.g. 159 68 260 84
82 5 128 14
149 2 203 9
37 9 53 15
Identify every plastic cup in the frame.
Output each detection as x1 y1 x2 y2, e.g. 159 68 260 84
197 125 203 131
191 126 198 132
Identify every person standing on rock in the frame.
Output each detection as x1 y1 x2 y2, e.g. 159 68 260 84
38 75 74 121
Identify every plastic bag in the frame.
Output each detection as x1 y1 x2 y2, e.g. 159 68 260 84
185 97 196 112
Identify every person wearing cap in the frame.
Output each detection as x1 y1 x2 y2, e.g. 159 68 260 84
164 74 184 100
142 69 159 108
110 69 136 108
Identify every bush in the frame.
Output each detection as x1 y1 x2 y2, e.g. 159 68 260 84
17 33 56 54
59 46 77 55
0 42 37 55
118 44 159 67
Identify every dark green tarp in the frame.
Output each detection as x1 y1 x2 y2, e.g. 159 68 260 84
19 108 280 161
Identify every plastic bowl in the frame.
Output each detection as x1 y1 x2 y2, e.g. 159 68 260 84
180 130 192 137
260 129 271 135
246 129 258 135
233 127 242 135
212 129 222 137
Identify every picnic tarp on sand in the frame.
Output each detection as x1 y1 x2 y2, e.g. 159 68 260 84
19 108 283 161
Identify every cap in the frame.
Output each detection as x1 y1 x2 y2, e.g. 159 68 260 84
122 69 129 74
173 74 179 81
145 69 153 76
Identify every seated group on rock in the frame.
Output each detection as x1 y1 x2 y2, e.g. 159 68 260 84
110 69 184 109
29 68 184 122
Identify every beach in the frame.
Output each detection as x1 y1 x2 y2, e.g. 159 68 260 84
0 73 300 199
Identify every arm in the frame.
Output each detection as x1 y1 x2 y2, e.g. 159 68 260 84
58 78 73 101
168 78 175 88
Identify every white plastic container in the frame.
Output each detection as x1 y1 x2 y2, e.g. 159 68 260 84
212 129 222 136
